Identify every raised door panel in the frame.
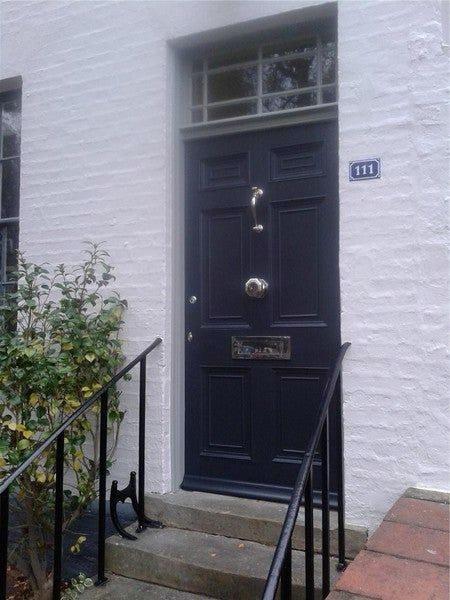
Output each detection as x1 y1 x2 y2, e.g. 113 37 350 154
200 208 249 328
201 367 252 460
272 368 327 464
271 198 323 326
200 153 249 190
270 142 325 181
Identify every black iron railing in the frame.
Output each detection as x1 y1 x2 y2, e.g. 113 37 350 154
0 337 162 600
262 342 351 600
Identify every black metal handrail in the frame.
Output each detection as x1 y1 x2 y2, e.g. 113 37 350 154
0 336 162 600
262 342 351 600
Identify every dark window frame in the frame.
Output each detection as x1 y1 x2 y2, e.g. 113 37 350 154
0 86 21 294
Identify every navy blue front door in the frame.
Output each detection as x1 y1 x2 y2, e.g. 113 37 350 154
182 122 340 502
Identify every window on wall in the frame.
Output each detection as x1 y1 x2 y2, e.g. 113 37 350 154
189 31 337 124
0 90 21 294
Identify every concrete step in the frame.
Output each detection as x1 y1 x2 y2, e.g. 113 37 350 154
84 574 212 599
106 525 340 599
145 491 367 559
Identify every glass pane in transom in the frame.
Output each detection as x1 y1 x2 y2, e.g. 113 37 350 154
262 92 317 112
263 56 317 94
321 41 336 85
208 66 257 103
208 47 257 69
191 108 203 123
322 87 337 104
192 75 203 105
262 37 316 59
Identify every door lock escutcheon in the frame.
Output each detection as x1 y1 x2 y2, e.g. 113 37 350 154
245 278 268 298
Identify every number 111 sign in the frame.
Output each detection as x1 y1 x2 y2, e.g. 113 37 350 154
349 158 381 181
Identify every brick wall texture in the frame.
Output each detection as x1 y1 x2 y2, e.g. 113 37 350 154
0 0 448 529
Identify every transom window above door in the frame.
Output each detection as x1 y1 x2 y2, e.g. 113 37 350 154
189 32 336 124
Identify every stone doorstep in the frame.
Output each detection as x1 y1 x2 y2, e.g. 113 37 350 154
105 524 340 599
145 491 367 559
404 487 450 505
84 574 213 599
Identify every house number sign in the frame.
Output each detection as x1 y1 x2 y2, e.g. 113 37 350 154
349 158 380 181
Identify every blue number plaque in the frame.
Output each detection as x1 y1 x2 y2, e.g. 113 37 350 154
349 158 380 181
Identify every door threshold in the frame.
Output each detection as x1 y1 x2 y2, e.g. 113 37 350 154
181 474 338 508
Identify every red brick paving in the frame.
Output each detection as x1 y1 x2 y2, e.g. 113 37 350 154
366 520 449 567
327 592 377 600
384 497 449 532
329 492 450 600
335 550 449 600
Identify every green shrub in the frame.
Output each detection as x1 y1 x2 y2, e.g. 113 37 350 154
0 243 127 599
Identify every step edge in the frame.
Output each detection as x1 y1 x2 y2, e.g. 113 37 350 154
105 525 339 584
106 543 327 595
145 493 368 534
144 493 368 558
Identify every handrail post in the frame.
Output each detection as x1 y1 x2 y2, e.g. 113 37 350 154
321 416 330 598
52 433 65 600
96 391 108 585
280 537 292 599
336 374 347 570
137 356 146 532
305 471 314 598
0 487 9 600
261 343 350 600
0 339 163 597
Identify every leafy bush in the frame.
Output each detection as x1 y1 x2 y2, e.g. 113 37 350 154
0 243 127 599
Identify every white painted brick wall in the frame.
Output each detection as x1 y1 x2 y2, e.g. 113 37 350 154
0 0 448 530
339 0 449 528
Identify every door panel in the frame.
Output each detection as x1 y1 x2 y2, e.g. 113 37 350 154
201 208 250 327
201 367 252 459
200 152 249 190
272 368 327 463
270 142 325 181
271 199 321 323
183 122 340 503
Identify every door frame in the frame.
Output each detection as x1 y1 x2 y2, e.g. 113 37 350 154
169 49 340 494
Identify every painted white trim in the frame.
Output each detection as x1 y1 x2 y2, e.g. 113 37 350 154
169 47 187 491
190 84 336 110
181 103 337 140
